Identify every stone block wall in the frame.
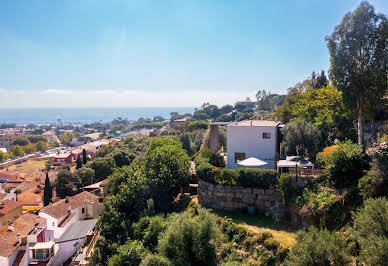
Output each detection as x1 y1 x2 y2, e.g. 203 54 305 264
198 179 284 217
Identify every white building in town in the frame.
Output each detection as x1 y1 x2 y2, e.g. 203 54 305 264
226 120 282 170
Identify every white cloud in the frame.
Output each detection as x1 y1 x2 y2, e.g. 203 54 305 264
0 89 256 108
0 88 7 93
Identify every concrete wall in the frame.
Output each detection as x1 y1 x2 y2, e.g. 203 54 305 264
227 124 278 169
198 179 284 217
50 238 85 266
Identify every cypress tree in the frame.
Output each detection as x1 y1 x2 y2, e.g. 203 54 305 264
43 172 52 206
76 154 82 169
82 148 87 164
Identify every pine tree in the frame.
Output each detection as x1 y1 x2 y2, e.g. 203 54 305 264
82 148 87 164
76 154 82 169
43 172 52 206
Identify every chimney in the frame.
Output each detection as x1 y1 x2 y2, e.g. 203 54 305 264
17 233 21 243
65 196 70 203
250 120 253 126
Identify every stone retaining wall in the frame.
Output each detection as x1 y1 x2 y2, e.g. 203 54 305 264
198 179 284 218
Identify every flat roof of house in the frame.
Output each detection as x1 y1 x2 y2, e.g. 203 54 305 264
40 191 99 219
56 219 97 243
0 213 45 257
229 120 281 127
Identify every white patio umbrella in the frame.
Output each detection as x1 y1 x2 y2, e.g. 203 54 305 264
237 157 267 168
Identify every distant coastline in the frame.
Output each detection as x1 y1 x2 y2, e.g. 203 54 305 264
0 107 195 124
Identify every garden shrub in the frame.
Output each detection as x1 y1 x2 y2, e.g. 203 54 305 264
258 232 274 242
263 238 280 250
187 120 209 131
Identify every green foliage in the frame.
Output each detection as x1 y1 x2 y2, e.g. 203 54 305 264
187 120 209 131
132 215 167 252
215 114 234 122
195 156 278 189
9 145 25 157
358 142 388 198
327 1 388 144
110 148 136 168
55 169 82 198
43 173 52 207
12 136 30 146
91 156 116 182
82 148 87 164
60 131 77 146
285 227 350 266
0 150 9 162
310 190 338 215
27 134 47 143
75 167 95 186
158 208 220 266
132 122 164 130
145 143 191 213
179 133 193 156
278 173 291 199
324 141 368 188
140 254 171 266
352 197 388 265
148 137 182 152
96 145 115 157
76 154 82 169
99 167 149 244
107 240 146 266
281 119 320 159
35 140 48 152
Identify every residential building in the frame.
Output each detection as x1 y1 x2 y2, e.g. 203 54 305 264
43 131 59 143
0 134 16 148
0 213 53 266
39 191 102 240
0 199 23 226
0 169 24 182
226 120 282 170
53 152 77 166
17 191 43 211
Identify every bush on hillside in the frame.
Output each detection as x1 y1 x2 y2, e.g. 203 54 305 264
187 120 209 131
324 140 368 188
285 227 350 266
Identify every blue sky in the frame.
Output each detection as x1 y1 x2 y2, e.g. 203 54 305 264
0 0 387 107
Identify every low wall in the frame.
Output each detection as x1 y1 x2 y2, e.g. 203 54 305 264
198 179 284 219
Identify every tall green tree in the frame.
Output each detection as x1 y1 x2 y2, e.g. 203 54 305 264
327 1 388 145
43 172 52 206
82 148 87 164
76 154 82 169
55 169 82 198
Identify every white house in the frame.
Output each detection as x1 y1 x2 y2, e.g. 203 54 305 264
227 120 282 170
39 191 102 240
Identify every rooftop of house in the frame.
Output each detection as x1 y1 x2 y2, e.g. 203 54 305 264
40 191 99 219
54 153 72 159
17 191 42 206
229 120 281 127
0 213 45 257
0 199 23 216
56 218 97 243
42 131 56 136
83 180 104 190
0 169 22 178
85 133 101 141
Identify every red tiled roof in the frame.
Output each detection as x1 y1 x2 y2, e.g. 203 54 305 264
0 200 23 215
17 191 42 206
40 191 99 219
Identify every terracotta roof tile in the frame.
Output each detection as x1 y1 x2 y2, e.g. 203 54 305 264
17 191 42 206
40 191 99 219
0 213 45 257
0 200 23 215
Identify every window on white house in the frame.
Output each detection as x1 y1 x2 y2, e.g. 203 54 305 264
82 208 85 214
262 132 271 139
235 152 246 163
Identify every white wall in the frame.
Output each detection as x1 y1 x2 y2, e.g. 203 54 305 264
50 238 85 266
227 125 278 169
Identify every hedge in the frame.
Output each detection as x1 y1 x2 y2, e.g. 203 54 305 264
195 156 278 189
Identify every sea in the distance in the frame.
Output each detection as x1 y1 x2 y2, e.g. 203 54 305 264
0 107 196 124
